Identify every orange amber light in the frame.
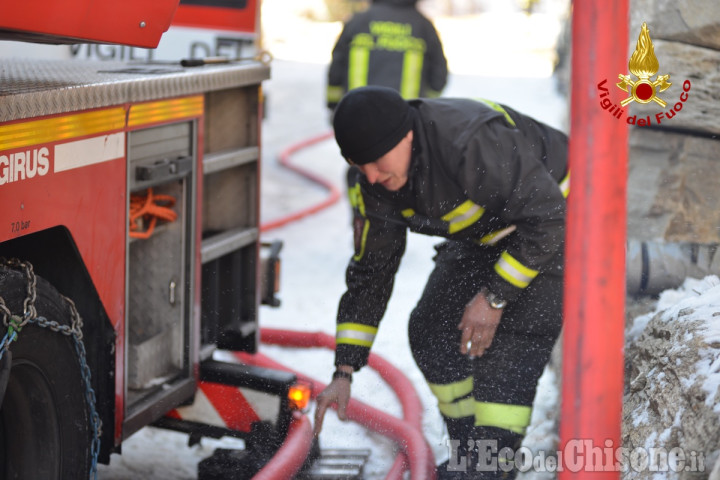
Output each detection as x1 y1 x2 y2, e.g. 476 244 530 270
288 382 312 411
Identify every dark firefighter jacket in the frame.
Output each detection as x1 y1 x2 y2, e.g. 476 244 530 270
335 98 569 370
327 0 448 109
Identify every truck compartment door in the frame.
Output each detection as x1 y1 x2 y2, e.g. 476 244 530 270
124 120 198 437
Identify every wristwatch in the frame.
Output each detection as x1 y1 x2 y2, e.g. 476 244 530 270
332 369 353 383
482 287 507 310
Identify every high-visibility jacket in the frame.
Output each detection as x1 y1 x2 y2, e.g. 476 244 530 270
335 98 569 370
326 0 448 109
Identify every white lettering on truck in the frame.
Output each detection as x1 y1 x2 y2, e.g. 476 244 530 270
0 147 50 185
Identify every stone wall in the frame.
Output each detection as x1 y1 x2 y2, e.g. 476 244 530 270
623 4 720 478
628 130 720 243
626 2 720 243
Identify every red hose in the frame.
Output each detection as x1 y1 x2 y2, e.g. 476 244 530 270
385 457 409 480
253 412 314 480
260 131 340 232
258 328 428 479
238 351 435 480
237 329 436 480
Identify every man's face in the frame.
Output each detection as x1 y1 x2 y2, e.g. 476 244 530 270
353 130 413 191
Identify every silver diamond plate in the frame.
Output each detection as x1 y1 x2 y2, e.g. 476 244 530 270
0 59 270 122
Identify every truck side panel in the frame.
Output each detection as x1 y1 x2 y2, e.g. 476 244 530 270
1 109 127 331
0 60 270 456
1 108 128 446
1 97 207 445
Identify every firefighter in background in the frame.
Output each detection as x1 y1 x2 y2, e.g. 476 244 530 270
313 86 568 479
326 0 448 110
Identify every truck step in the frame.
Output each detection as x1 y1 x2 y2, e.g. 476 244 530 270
298 449 372 480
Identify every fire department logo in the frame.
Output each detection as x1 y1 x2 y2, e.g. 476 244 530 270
616 22 671 107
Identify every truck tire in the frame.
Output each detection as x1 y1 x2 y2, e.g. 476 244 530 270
0 268 91 480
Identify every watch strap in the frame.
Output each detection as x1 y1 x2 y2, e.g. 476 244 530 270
332 369 353 383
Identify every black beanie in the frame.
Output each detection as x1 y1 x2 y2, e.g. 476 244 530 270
333 86 414 165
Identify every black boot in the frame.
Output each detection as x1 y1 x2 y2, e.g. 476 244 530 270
471 426 523 480
437 416 475 479
437 421 524 479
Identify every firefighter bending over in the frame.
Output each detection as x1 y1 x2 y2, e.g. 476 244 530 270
326 0 448 110
313 86 568 479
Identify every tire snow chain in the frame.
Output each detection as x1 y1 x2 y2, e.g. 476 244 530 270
0 258 102 480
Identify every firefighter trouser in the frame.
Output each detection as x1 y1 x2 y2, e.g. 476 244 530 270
408 240 563 443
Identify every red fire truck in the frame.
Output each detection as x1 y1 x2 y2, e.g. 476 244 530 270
0 1 339 478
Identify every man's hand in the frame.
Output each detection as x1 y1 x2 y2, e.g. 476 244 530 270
313 365 353 436
458 292 503 357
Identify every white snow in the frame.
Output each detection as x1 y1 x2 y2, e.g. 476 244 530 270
625 275 720 474
98 1 720 478
645 276 720 410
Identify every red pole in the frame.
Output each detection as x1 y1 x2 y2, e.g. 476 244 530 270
560 0 628 478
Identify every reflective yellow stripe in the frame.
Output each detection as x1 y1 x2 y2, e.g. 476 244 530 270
348 34 373 90
477 225 517 246
0 108 126 151
441 200 485 234
401 208 415 218
494 251 538 288
426 89 442 98
428 377 473 403
336 322 378 348
559 170 570 198
400 49 423 99
348 182 366 216
327 85 344 104
439 397 475 418
128 96 204 127
476 98 516 127
348 182 370 261
474 401 532 435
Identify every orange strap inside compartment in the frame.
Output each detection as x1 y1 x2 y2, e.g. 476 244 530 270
129 188 178 239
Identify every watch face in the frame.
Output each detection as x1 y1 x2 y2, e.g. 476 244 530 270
487 293 506 309
482 287 506 309
491 299 507 309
